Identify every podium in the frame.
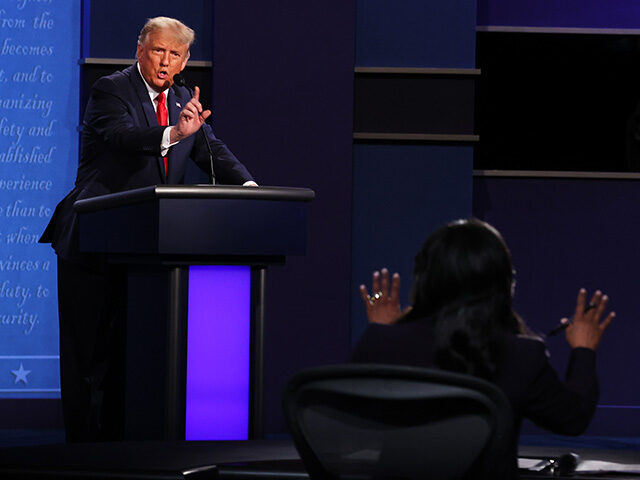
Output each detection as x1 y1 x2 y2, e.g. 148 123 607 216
74 185 314 441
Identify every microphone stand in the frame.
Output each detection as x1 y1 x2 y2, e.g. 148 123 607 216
173 74 216 185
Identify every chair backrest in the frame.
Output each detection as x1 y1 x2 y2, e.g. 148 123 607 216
283 364 513 480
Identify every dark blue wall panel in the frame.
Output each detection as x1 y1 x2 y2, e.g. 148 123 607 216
478 0 640 29
356 0 477 67
351 145 473 345
85 0 212 60
353 0 477 344
474 176 640 436
212 1 356 435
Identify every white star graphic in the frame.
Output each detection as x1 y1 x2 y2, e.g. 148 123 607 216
11 363 30 385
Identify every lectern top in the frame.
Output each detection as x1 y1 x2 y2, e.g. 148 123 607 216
74 185 315 213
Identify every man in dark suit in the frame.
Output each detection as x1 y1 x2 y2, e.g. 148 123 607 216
40 17 256 441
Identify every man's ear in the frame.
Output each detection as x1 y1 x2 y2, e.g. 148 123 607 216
180 52 189 71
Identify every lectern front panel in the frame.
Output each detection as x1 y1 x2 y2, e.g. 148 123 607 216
186 265 251 440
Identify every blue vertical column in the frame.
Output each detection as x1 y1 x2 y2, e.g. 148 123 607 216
351 0 477 344
0 0 79 398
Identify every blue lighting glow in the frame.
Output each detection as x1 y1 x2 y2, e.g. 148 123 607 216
185 265 251 440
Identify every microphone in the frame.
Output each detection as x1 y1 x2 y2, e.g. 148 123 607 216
557 453 580 475
172 73 187 88
173 74 216 185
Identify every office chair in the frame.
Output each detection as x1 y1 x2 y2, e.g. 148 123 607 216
283 364 513 480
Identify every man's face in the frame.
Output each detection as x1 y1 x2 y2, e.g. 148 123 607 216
137 29 189 93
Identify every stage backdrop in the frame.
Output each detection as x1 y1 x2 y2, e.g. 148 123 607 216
0 0 79 398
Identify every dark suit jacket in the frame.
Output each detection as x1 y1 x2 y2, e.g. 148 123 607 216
41 64 254 260
352 318 598 479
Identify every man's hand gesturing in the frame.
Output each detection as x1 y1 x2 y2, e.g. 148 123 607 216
170 86 211 143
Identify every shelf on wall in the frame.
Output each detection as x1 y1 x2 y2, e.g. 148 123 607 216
474 170 640 179
354 133 479 143
355 66 480 76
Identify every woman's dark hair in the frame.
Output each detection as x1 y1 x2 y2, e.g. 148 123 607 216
406 219 523 378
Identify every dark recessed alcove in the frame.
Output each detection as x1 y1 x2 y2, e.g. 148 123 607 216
475 32 640 172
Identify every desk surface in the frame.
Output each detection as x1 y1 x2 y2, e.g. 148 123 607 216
0 440 638 479
519 445 640 479
217 444 640 479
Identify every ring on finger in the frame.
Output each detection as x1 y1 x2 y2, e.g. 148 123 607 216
369 291 383 304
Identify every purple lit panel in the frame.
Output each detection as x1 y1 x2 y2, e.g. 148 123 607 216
186 265 251 440
477 0 640 29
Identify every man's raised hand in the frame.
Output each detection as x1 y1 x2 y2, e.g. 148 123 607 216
170 86 212 142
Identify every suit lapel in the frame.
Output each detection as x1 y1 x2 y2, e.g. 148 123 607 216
168 88 183 124
129 64 167 183
130 64 158 127
167 88 187 184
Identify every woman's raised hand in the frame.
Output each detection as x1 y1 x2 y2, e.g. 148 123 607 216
359 268 411 325
564 288 615 350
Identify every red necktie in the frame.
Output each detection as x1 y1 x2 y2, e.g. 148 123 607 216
156 92 168 176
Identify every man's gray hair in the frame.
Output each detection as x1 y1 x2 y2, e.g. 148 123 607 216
138 16 195 48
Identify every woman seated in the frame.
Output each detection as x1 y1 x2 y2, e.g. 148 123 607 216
352 219 614 478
